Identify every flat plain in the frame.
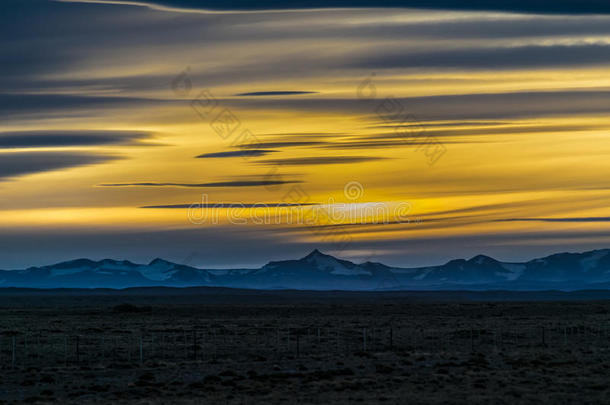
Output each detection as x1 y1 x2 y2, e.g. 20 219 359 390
1 288 610 404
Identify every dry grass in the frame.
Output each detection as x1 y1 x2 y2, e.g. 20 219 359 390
1 293 609 404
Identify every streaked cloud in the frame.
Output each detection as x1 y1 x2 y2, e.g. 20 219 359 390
354 44 610 71
141 202 319 208
57 0 610 15
196 150 276 158
496 217 610 223
257 156 387 165
0 152 119 180
237 141 329 148
4 0 610 268
318 139 476 149
98 180 301 187
0 130 154 149
235 91 317 96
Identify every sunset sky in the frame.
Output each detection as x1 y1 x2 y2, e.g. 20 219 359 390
3 0 610 268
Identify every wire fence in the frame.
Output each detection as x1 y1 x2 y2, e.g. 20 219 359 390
2 322 609 369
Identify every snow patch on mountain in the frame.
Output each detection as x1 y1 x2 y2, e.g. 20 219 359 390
580 250 609 271
47 267 90 277
140 258 177 281
413 268 433 280
499 263 526 281
303 250 371 276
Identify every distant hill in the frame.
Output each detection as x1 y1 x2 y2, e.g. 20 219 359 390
4 248 610 291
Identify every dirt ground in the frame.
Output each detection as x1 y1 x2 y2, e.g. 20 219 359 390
1 291 610 404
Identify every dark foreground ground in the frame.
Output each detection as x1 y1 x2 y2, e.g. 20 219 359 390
2 288 610 404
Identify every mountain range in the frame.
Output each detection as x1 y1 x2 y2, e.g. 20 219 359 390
4 249 610 290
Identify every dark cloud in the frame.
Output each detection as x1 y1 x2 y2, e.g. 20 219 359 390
196 150 275 158
5 1 610 121
311 16 610 42
61 0 610 14
419 200 546 218
5 90 610 125
318 139 474 149
368 121 509 129
354 44 610 71
294 219 417 229
237 141 329 149
141 202 319 208
235 91 317 96
258 133 348 138
0 130 153 148
98 180 301 187
227 90 610 121
364 123 603 141
0 151 119 180
496 217 610 223
257 156 387 165
0 94 164 120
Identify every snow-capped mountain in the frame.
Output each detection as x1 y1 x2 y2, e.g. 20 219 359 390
0 258 214 288
234 249 397 290
3 249 610 290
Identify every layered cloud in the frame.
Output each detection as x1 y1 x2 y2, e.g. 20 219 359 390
0 130 153 148
56 0 610 14
196 150 276 158
3 0 610 267
0 152 119 181
99 179 301 187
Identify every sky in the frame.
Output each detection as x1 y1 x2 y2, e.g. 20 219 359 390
3 0 610 269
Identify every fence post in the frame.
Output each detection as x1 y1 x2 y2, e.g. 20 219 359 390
296 332 300 358
213 328 217 359
12 336 16 369
542 326 546 347
193 330 197 361
161 333 165 360
336 329 339 352
499 326 503 350
363 328 367 352
139 334 143 364
183 330 187 360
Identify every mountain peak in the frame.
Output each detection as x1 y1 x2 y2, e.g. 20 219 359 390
468 254 498 265
50 258 98 269
302 249 334 261
148 258 174 266
8 247 610 290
